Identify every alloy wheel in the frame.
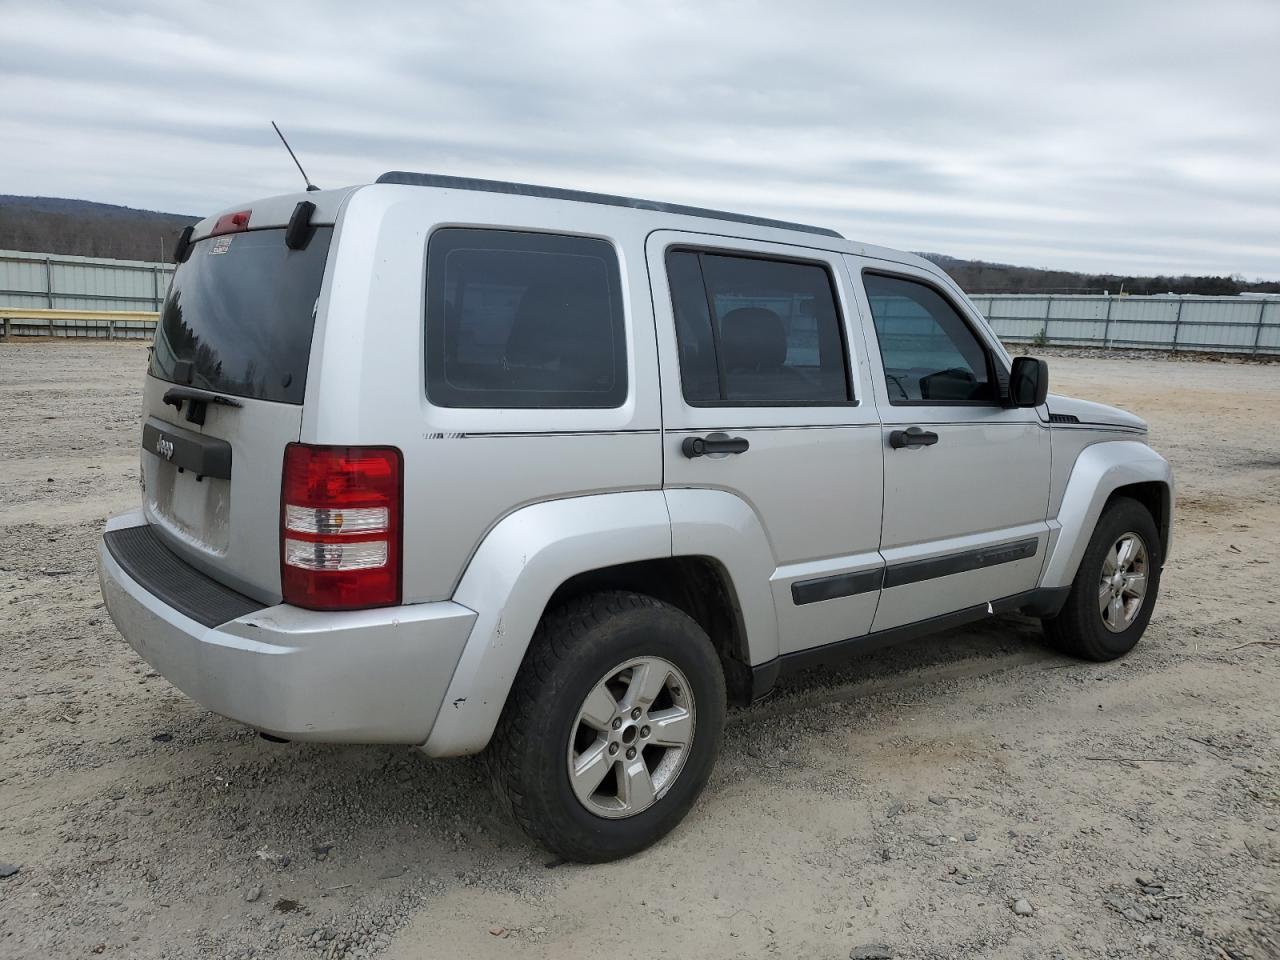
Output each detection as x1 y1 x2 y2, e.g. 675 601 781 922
566 657 695 819
1098 531 1149 633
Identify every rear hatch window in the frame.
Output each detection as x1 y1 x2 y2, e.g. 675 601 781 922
150 227 333 404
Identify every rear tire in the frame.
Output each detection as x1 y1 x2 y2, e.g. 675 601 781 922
489 590 726 862
1042 496 1162 661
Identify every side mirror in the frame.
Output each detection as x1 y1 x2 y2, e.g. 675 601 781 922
1008 356 1048 407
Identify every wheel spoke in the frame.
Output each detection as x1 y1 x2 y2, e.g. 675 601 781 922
1115 536 1136 571
624 661 669 711
578 683 618 732
1098 582 1113 616
569 740 613 805
647 706 692 748
1123 572 1147 598
1108 593 1126 628
618 756 655 810
1102 546 1119 576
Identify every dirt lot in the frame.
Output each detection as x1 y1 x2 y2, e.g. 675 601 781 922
1 341 1277 960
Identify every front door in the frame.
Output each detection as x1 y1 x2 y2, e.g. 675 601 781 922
648 232 884 656
848 258 1052 632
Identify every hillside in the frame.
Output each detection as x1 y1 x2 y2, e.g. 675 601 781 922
0 196 198 262
918 252 1280 297
1 195 1276 295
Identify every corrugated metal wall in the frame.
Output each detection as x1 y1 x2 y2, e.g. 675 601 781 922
2 249 1277 355
970 294 1280 355
0 249 173 312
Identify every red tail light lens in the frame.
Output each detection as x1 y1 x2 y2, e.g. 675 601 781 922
211 209 252 236
280 444 402 610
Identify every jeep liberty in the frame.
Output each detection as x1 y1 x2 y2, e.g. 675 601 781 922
98 173 1173 861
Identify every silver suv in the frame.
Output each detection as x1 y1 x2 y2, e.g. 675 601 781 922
98 173 1173 862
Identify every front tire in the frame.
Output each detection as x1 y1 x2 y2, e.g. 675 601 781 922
489 591 726 862
1043 496 1162 661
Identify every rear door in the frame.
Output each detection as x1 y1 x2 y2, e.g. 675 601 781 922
848 258 1051 631
142 223 334 603
649 232 884 656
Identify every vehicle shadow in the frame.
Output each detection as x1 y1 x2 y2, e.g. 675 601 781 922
80 611 1068 905
246 613 1061 856
743 611 1061 718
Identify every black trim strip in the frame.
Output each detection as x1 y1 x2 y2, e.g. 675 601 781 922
679 423 877 434
142 418 232 480
1051 420 1146 432
882 537 1038 589
790 537 1041 606
750 586 1071 692
882 419 1040 427
791 567 884 605
104 525 264 628
441 429 661 439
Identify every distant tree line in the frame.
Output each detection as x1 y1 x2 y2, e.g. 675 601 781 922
2 194 1275 294
0 195 197 263
920 253 1280 296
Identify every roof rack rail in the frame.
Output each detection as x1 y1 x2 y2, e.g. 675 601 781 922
375 171 843 239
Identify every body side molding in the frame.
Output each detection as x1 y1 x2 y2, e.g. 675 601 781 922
882 537 1038 589
791 567 884 605
789 536 1042 605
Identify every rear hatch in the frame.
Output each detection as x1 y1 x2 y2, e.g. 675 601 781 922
141 212 335 604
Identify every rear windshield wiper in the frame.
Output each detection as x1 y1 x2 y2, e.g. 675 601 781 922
162 386 243 425
162 386 244 408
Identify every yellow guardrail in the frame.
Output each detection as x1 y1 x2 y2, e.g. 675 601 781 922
0 308 159 339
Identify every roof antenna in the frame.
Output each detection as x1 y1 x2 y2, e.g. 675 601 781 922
271 121 320 192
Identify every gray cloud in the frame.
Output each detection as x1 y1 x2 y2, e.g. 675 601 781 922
3 0 1277 278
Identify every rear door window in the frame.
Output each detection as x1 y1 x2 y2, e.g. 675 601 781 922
665 250 851 404
150 227 332 404
425 229 627 409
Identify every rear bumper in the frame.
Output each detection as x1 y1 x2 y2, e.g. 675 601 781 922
97 511 477 743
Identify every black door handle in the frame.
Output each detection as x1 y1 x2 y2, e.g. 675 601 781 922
682 432 750 458
889 426 939 449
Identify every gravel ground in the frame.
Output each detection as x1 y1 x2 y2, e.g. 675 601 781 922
1 340 1277 960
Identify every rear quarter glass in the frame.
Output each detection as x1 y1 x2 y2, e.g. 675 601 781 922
150 227 333 404
424 228 628 409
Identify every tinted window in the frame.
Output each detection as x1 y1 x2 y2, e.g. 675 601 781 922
666 250 850 404
863 273 995 404
150 227 332 404
426 229 626 408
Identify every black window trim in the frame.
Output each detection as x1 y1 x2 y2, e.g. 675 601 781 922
665 244 859 409
861 267 1008 408
423 225 630 411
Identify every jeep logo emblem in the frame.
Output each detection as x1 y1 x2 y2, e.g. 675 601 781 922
155 436 175 460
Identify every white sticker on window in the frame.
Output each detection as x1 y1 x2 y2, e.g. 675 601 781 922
210 236 233 255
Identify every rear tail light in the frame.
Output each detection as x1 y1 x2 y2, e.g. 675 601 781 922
280 444 402 610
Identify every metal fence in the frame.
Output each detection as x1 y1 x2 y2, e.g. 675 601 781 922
2 247 1278 356
0 248 173 313
971 294 1280 356
0 309 158 340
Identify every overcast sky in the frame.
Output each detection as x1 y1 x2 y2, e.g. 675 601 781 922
3 0 1277 278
